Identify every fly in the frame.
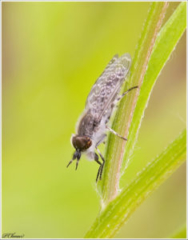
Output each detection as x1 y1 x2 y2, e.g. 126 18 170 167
67 54 138 182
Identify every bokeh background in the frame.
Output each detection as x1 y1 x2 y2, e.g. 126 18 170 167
2 2 186 238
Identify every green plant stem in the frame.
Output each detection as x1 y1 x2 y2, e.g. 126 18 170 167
86 130 186 238
99 2 169 206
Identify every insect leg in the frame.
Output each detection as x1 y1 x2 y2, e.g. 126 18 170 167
94 153 103 182
117 86 138 102
96 148 105 181
106 125 127 141
106 86 138 140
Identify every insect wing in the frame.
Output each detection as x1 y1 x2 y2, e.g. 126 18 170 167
85 53 132 120
85 54 118 109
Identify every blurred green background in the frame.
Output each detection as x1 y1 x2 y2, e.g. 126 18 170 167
2 2 186 238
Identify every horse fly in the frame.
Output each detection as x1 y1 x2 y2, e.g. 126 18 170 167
67 54 138 182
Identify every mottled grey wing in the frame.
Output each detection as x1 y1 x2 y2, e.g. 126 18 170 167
85 53 132 120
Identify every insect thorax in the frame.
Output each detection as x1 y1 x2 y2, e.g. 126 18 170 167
77 111 100 138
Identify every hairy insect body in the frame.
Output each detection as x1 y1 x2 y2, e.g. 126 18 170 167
77 110 99 138
67 53 138 181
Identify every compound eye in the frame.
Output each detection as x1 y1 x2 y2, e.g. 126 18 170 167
72 135 92 151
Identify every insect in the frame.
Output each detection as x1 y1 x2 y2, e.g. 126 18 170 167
67 53 138 181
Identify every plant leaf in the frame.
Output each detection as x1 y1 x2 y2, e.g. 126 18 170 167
85 130 186 238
